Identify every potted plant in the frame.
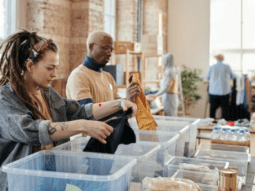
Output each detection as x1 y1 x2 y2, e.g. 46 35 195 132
181 66 203 114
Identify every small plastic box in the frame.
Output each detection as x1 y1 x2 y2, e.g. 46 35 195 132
134 130 179 176
115 142 161 182
197 142 250 154
171 170 219 186
194 149 248 185
2 150 137 191
166 156 229 177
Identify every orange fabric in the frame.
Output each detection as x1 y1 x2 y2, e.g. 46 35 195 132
131 73 158 130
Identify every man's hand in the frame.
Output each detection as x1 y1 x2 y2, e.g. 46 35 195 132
146 94 157 101
126 82 141 102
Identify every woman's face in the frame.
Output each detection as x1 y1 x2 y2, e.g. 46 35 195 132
29 50 59 88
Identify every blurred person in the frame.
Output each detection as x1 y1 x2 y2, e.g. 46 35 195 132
66 31 141 105
205 53 235 120
0 30 137 191
147 53 179 116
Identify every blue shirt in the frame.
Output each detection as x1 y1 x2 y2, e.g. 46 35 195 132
206 61 235 95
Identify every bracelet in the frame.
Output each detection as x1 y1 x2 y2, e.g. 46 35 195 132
118 98 123 110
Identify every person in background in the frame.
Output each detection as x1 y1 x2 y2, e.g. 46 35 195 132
205 53 235 120
146 53 179 116
0 30 137 191
66 31 141 105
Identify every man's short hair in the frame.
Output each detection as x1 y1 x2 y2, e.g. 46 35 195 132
214 53 224 61
86 31 113 51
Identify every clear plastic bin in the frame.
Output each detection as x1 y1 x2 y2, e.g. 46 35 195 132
171 170 219 186
134 130 179 176
194 149 248 185
115 142 161 182
128 118 190 157
2 150 137 191
166 156 229 177
153 116 200 157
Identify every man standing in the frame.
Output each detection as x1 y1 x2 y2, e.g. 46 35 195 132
206 53 235 120
66 31 141 105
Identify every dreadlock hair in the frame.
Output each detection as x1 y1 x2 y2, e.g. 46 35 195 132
0 30 58 120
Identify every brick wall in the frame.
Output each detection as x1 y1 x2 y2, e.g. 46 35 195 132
142 0 168 89
26 0 104 96
115 0 138 70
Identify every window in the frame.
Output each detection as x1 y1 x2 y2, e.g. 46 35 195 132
104 0 115 39
210 0 255 74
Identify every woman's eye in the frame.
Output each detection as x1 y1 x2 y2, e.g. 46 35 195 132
47 68 54 70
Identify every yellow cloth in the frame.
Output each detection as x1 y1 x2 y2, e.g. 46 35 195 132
66 65 119 103
30 89 53 151
131 73 158 130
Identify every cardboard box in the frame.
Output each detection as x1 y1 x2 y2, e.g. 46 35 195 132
114 41 141 54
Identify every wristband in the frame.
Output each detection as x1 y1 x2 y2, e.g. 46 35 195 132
118 98 123 110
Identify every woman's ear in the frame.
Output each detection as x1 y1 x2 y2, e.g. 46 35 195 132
24 60 34 73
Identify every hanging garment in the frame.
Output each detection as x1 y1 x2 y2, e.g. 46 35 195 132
83 108 136 154
130 73 158 130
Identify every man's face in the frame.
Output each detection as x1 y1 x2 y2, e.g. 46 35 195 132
90 36 113 67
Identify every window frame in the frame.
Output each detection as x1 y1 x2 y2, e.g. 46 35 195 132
209 0 255 74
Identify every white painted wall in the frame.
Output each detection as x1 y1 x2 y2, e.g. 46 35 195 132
168 0 210 77
168 0 211 118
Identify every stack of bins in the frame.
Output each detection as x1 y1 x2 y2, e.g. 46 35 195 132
153 115 201 157
128 118 190 157
53 138 161 183
166 156 229 177
128 116 200 157
194 148 249 187
134 130 180 177
2 150 137 191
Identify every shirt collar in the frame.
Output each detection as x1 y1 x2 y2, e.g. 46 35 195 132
83 55 102 73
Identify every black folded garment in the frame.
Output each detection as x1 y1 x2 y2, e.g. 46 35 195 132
83 108 136 154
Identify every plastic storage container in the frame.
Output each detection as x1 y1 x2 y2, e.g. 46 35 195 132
197 142 250 154
129 116 200 157
2 150 137 191
194 149 248 185
129 118 190 157
152 116 200 157
134 130 179 165
115 142 161 182
134 130 179 177
166 156 229 177
171 170 219 186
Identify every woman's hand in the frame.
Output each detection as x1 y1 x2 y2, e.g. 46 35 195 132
82 120 114 144
120 99 138 118
146 94 157 101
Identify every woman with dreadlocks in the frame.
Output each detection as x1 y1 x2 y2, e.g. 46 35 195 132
0 30 137 190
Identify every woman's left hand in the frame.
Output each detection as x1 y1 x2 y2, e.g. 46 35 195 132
120 99 138 118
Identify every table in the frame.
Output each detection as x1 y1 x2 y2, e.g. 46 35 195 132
197 125 255 156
